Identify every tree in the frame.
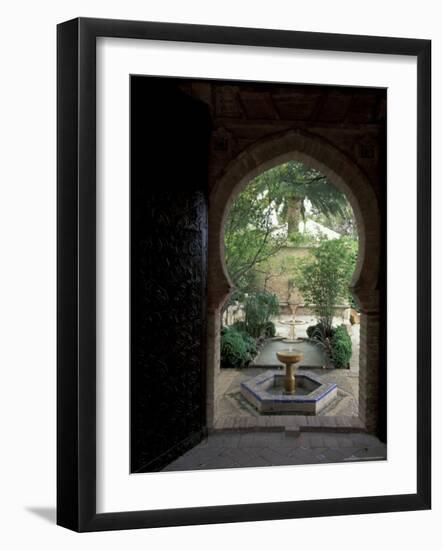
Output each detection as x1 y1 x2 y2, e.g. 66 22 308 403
224 170 286 291
243 291 280 338
269 162 351 239
309 208 358 238
292 237 357 335
224 160 355 294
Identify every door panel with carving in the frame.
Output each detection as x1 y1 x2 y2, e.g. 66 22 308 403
130 77 211 473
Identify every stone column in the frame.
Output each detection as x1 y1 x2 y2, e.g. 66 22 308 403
358 311 385 438
206 308 221 429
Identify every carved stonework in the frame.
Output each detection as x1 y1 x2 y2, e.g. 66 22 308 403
356 137 378 161
215 86 242 118
211 126 236 156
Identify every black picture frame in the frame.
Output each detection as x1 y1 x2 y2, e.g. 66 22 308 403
57 17 431 532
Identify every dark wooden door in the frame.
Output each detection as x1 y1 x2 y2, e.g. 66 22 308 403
130 77 211 473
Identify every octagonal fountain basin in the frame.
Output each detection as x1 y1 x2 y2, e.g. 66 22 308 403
240 370 337 415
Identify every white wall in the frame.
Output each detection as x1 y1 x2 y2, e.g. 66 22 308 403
0 0 440 548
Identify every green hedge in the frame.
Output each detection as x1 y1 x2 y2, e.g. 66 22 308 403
306 323 352 368
330 325 352 368
220 326 257 369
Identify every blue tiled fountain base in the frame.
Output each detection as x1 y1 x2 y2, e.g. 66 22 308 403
241 370 337 414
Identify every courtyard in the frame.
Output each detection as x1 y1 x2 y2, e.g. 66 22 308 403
216 315 360 427
215 315 359 429
162 315 380 473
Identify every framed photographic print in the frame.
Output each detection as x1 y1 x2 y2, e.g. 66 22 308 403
57 17 431 531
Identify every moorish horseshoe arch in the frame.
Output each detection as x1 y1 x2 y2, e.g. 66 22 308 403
206 130 384 436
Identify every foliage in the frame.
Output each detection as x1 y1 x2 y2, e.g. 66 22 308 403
310 209 357 238
242 332 258 356
263 321 276 338
306 323 352 369
330 325 352 368
267 162 351 237
223 171 287 291
307 323 327 340
293 237 357 335
220 326 256 369
231 320 248 334
243 291 280 338
224 160 354 292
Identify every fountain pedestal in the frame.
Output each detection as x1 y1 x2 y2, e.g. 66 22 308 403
280 317 306 343
276 349 304 394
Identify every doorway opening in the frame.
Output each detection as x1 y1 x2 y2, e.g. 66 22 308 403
206 130 384 442
219 159 361 425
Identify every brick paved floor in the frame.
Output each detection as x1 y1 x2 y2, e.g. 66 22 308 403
163 430 386 472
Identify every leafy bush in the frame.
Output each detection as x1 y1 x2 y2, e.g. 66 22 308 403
244 291 279 338
330 325 352 368
220 326 257 369
242 332 258 356
231 320 248 334
307 323 324 340
306 323 352 368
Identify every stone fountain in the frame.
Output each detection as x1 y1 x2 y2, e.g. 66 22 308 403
279 305 307 343
240 347 337 415
276 348 304 394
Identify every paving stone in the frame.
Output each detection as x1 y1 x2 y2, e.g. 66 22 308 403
336 436 356 448
350 433 380 447
319 416 338 428
306 434 327 448
321 448 349 462
322 435 341 448
351 447 386 459
164 430 386 472
185 446 223 461
286 448 323 464
201 455 241 470
220 447 270 467
304 416 321 428
285 427 301 437
256 447 293 466
207 433 241 447
334 416 353 429
239 432 281 447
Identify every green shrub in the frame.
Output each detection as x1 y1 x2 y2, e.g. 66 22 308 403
242 332 258 356
307 322 332 340
231 320 248 334
220 326 257 369
330 325 352 368
244 291 279 338
306 323 351 368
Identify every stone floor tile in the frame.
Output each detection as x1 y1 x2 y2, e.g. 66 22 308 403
164 429 386 472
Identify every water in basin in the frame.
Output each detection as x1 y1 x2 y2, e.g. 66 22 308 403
266 374 320 396
266 384 311 396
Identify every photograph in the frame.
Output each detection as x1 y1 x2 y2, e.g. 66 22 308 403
130 76 387 474
0 0 437 545
53 12 432 533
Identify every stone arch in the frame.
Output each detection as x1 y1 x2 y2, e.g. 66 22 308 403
206 130 383 435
